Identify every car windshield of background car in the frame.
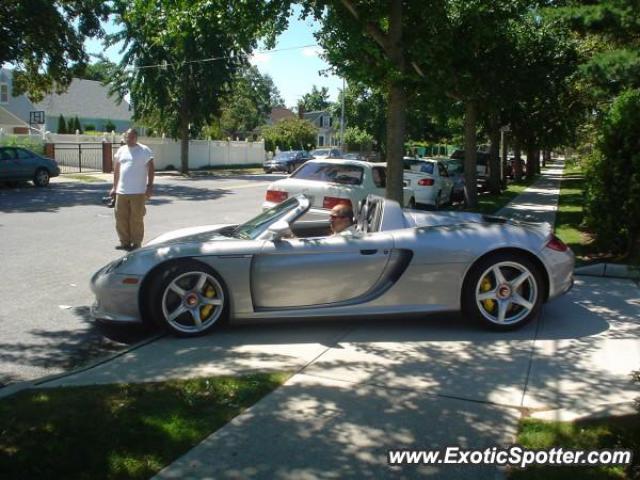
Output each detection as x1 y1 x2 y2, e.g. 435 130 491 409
233 196 301 240
291 163 364 185
311 149 330 157
275 152 298 161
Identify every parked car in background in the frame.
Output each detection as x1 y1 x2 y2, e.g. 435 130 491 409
310 148 342 159
450 149 491 191
442 158 466 202
263 150 312 174
341 152 367 161
0 147 60 187
506 157 527 178
263 158 416 211
402 157 454 209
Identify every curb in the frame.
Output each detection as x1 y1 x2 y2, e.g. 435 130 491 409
530 402 637 423
0 332 164 400
575 263 640 280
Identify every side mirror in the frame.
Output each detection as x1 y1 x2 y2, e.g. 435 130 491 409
265 219 292 242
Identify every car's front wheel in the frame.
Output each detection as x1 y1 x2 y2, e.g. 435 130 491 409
33 168 50 187
148 260 228 337
462 252 543 330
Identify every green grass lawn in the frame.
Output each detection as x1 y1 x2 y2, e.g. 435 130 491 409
0 372 289 480
444 175 539 215
510 415 640 479
553 159 595 263
64 173 107 183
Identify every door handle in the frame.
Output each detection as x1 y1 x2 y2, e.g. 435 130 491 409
360 249 377 255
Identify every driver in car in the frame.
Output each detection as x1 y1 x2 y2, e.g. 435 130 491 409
330 204 357 236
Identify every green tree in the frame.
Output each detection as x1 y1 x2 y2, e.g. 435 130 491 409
217 66 285 139
72 115 82 133
57 115 67 134
343 126 374 153
261 117 316 152
300 85 331 112
0 0 108 102
584 89 640 256
109 0 290 173
79 56 117 83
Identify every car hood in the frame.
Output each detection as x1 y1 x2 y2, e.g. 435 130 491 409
146 224 235 246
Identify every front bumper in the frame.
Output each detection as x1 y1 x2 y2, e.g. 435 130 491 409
90 268 144 323
263 162 289 172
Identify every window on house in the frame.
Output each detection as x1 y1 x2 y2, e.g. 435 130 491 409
319 116 324 127
0 83 8 104
329 117 333 127
318 135 325 146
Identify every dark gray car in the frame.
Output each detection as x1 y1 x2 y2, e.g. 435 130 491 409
263 150 312 174
0 147 60 186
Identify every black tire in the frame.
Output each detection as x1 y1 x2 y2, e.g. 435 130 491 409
462 252 543 330
448 189 454 205
33 168 50 187
287 163 294 174
408 197 416 209
433 190 442 210
147 260 229 337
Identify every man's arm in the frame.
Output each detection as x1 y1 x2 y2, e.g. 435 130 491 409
146 159 155 198
110 161 120 196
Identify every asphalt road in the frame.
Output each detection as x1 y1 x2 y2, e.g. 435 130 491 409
0 172 283 386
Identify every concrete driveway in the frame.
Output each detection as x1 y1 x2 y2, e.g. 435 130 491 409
37 275 640 479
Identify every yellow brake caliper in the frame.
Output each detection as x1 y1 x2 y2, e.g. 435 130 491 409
481 276 495 312
200 284 216 320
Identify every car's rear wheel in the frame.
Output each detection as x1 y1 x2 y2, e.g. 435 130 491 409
287 163 295 174
33 168 50 187
462 252 543 330
148 260 228 337
408 197 416 209
433 190 442 210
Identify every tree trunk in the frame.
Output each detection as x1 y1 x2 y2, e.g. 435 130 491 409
179 76 190 174
526 148 537 179
385 82 406 205
463 100 478 208
514 140 523 181
542 149 550 168
488 114 501 194
501 133 509 187
384 0 406 205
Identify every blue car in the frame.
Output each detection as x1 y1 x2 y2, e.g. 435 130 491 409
0 146 60 187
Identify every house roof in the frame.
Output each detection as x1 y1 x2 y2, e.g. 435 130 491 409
302 110 326 123
0 106 28 128
270 107 295 123
34 78 132 121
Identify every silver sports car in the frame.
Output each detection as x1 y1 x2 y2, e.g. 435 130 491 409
91 195 574 337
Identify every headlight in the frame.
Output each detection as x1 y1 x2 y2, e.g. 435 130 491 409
103 255 130 274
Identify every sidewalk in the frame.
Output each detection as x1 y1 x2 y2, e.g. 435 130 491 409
11 160 640 479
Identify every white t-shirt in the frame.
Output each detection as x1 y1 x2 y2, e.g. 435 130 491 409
115 143 154 194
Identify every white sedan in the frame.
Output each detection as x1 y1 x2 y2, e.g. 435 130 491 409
263 159 416 211
403 157 454 209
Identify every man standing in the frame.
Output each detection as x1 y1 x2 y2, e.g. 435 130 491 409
110 128 154 250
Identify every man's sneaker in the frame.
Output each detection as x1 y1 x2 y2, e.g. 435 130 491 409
115 244 130 250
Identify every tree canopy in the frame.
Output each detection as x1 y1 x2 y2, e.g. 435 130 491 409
0 0 109 102
299 85 331 112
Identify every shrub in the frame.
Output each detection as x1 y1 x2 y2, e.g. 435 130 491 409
343 126 373 153
584 89 640 255
57 115 67 134
84 124 96 131
104 119 116 132
261 118 316 152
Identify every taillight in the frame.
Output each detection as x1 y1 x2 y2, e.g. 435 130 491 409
418 178 434 186
266 190 288 203
323 197 352 210
546 234 568 252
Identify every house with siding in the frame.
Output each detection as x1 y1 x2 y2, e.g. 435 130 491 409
302 110 339 147
0 68 132 133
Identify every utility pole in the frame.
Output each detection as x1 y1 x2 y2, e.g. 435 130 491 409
340 77 345 150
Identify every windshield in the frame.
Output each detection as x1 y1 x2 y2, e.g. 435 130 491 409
311 149 330 157
274 151 298 160
233 197 302 240
292 162 364 185
445 160 463 174
404 159 434 174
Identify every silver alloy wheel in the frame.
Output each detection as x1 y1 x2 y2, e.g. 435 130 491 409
475 261 538 325
35 169 49 186
161 271 225 334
